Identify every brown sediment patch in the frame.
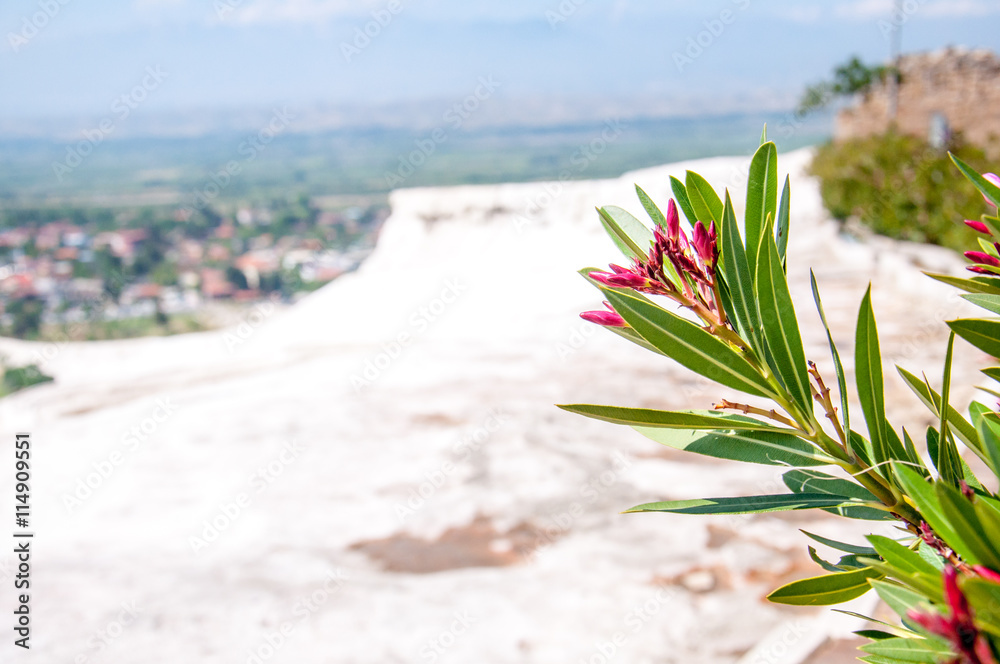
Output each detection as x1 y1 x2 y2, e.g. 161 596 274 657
652 565 734 593
706 524 737 549
349 516 551 574
409 412 464 427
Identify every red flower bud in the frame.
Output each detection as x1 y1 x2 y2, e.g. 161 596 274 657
965 251 1000 267
580 310 626 327
973 565 1000 584
966 219 992 235
666 199 680 240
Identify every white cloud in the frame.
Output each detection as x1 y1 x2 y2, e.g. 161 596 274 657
834 0 1000 20
222 0 385 25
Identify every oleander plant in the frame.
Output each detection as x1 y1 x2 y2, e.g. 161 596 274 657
560 130 1000 664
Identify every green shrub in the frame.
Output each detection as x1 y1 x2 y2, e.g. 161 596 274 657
810 131 993 252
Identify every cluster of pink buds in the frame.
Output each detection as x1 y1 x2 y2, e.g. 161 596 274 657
962 173 1000 276
581 199 722 328
907 566 997 664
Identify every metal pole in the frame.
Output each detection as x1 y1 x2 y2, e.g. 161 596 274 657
887 0 901 121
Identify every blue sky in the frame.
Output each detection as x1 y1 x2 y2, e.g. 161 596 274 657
2 0 1000 123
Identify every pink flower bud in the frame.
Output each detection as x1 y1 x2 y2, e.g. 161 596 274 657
666 199 680 240
605 272 648 289
943 566 971 624
580 310 626 327
974 565 1000 584
965 251 1000 267
968 265 1000 276
984 173 1000 206
966 219 991 235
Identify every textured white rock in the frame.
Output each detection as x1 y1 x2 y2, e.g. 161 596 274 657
0 148 987 663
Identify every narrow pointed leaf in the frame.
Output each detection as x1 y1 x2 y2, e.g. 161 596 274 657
757 226 812 414
720 192 763 354
767 567 880 606
811 270 850 450
776 175 791 265
634 427 833 466
745 141 778 271
861 637 954 662
597 206 653 261
634 185 665 228
948 318 1000 358
951 152 1000 207
784 469 889 520
926 273 1000 295
555 405 788 431
865 536 939 578
669 175 697 226
624 493 859 515
857 287 890 469
802 530 878 556
684 170 723 223
937 482 997 568
977 283 1000 310
897 367 980 456
605 288 773 397
936 333 962 486
894 465 965 560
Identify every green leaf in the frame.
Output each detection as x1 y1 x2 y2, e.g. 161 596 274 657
982 367 1000 382
596 206 653 261
634 185 665 228
603 324 669 357
936 482 997 568
950 152 1000 208
784 469 889 520
861 636 954 662
759 124 768 145
811 271 850 451
669 175 697 226
767 567 880 606
802 530 878 556
935 333 963 487
871 579 932 620
962 578 1000 638
604 288 774 397
963 294 1000 317
972 407 1000 476
897 367 980 458
635 427 833 467
720 192 763 354
745 141 778 271
856 286 891 471
555 405 787 431
684 170 723 223
866 536 939 579
855 630 900 641
894 465 966 561
776 175 791 266
756 226 812 415
948 318 1000 358
926 273 1000 295
624 493 860 515
809 546 845 573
